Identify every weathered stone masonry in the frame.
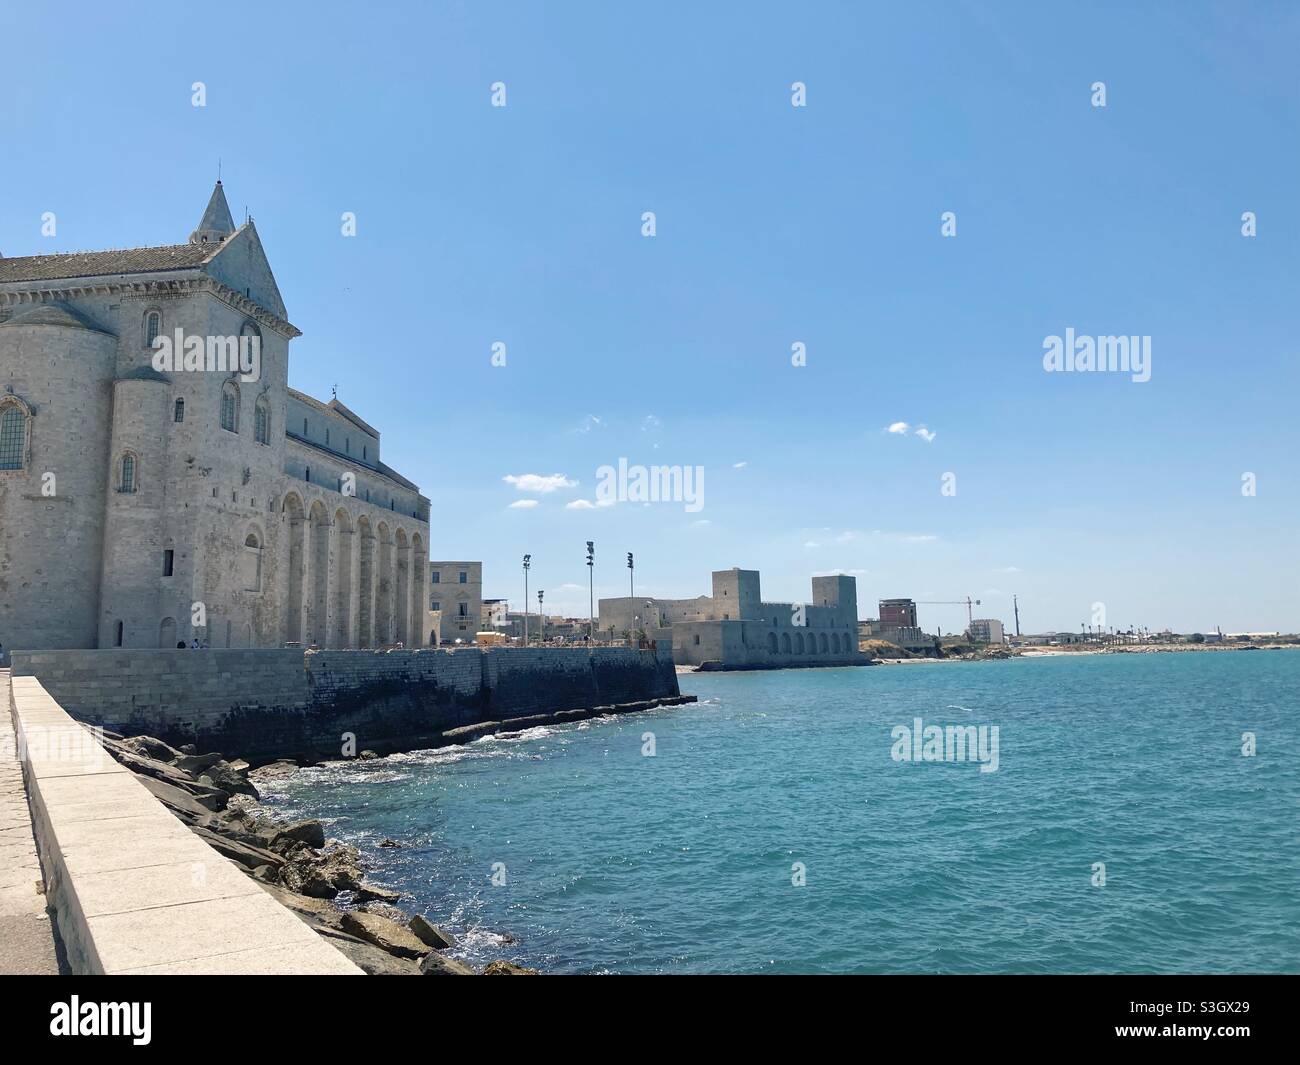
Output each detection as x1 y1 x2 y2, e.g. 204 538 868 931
10 645 682 765
0 181 430 654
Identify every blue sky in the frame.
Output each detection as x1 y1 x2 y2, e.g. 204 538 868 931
3 1 1297 632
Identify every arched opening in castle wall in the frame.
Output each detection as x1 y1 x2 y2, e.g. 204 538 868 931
307 500 330 647
284 493 306 644
375 522 393 645
410 532 426 647
333 508 353 648
394 529 410 646
357 515 374 647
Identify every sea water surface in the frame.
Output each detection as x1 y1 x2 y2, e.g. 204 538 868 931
261 652 1300 973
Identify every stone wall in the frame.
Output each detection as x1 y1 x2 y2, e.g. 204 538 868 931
10 644 680 764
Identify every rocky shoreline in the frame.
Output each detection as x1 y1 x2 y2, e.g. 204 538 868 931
97 732 532 975
91 693 701 975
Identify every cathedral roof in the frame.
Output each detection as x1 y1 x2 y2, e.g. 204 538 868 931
0 243 216 283
0 302 114 334
287 387 381 438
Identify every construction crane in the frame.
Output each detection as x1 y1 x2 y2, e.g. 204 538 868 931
916 598 981 630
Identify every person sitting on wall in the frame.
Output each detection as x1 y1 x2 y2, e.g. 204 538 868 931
189 638 200 650
176 641 186 649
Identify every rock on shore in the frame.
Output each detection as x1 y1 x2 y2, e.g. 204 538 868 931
97 732 539 975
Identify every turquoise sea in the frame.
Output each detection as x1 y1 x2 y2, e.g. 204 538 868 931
261 652 1300 973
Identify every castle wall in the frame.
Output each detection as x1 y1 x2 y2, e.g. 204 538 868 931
598 594 713 635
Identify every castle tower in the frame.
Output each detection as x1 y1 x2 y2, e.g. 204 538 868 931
711 567 761 620
811 573 858 626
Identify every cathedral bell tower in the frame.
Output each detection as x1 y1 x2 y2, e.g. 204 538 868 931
189 180 236 244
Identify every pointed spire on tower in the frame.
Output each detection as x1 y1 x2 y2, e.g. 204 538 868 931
189 180 236 245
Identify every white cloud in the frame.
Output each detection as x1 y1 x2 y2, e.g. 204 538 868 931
902 534 938 543
508 499 539 509
803 541 821 549
690 518 711 527
566 499 596 510
571 415 604 434
504 473 577 494
995 565 1021 574
886 421 937 442
641 414 662 431
733 461 748 469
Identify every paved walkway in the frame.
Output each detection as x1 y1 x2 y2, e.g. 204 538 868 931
0 670 63 974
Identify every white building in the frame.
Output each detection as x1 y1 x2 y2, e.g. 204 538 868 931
968 618 1005 644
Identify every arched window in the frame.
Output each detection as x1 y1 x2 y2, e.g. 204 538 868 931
243 531 263 591
240 321 261 377
144 310 162 349
254 395 269 444
174 398 185 423
0 403 28 470
220 382 239 432
118 453 137 494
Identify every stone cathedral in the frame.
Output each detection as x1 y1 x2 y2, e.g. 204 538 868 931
0 182 431 652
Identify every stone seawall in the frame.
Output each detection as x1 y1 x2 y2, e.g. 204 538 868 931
10 645 681 765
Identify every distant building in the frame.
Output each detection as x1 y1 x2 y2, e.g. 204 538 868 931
879 598 918 628
426 561 482 645
481 598 509 630
600 567 865 669
968 618 1005 644
861 619 937 656
1007 633 1052 647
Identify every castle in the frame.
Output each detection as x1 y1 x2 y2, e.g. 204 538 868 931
599 568 865 669
0 182 431 652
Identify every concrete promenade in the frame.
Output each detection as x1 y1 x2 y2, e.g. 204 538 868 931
7 671 362 975
0 669 63 974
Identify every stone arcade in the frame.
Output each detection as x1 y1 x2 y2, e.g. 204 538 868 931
0 182 431 651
